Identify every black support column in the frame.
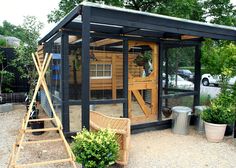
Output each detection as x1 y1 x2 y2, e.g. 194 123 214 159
193 44 201 107
61 31 70 132
81 6 91 129
123 39 129 118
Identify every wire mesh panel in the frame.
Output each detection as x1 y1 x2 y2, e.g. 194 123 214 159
161 46 196 120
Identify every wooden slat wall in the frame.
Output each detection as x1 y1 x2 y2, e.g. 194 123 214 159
37 45 45 65
68 50 143 90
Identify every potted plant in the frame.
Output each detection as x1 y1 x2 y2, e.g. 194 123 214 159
201 88 236 142
133 51 151 67
72 128 119 168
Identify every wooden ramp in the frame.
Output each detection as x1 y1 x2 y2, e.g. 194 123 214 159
8 53 76 168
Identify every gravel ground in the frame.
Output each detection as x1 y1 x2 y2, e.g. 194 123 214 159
0 104 25 168
1 104 236 168
127 129 236 168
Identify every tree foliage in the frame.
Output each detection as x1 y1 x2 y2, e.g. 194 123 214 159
12 16 43 93
202 39 236 85
0 21 26 42
203 0 236 26
48 0 206 23
0 51 14 94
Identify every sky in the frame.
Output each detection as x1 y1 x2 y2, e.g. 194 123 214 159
0 0 60 38
0 0 236 39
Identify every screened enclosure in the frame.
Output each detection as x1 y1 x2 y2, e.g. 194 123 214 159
38 2 236 134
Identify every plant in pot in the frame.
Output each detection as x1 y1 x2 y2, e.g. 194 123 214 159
133 51 151 67
72 128 119 168
201 87 236 142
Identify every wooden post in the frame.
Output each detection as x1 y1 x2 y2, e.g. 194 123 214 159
112 56 117 100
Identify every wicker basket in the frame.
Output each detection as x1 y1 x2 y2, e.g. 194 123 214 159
90 111 131 165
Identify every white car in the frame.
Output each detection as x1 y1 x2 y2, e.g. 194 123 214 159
201 74 220 86
163 74 194 90
201 74 236 86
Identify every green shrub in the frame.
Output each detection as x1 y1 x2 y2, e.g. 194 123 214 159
201 89 236 124
0 39 6 47
200 94 211 106
72 129 119 168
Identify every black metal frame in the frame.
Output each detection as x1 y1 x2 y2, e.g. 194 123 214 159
39 2 236 134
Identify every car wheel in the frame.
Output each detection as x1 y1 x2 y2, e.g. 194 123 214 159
214 83 219 87
202 78 209 86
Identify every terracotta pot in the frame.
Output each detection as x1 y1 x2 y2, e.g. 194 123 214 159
204 121 226 143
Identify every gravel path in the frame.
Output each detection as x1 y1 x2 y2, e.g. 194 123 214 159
1 104 236 168
127 129 236 168
0 104 25 168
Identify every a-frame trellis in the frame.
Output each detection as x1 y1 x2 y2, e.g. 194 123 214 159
8 53 76 167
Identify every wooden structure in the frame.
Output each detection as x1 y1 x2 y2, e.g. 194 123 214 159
38 2 236 134
8 53 76 167
90 111 131 165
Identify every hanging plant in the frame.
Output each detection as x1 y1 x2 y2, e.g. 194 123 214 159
71 48 81 70
133 51 151 66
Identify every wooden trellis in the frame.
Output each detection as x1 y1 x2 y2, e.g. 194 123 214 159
8 53 76 168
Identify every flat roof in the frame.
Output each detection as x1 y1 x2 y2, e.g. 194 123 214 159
39 2 236 44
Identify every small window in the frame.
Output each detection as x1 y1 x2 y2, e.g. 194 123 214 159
90 64 112 79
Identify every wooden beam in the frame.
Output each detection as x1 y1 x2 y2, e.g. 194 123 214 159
28 118 55 122
68 35 81 44
90 38 122 47
25 127 59 133
132 90 150 116
181 35 199 40
15 158 72 168
22 139 63 144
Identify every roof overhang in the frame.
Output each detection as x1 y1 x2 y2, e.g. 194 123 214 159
39 2 236 45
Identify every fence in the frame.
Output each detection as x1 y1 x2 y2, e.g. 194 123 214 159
0 92 26 103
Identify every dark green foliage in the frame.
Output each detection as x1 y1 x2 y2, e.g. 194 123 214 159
0 21 26 42
0 39 7 47
201 87 236 124
200 94 211 106
0 51 14 93
203 0 236 26
72 129 119 168
133 51 151 66
11 16 43 97
202 40 236 83
47 0 205 23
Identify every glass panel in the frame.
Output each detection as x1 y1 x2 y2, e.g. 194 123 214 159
90 64 96 70
97 64 103 70
90 104 123 118
89 37 124 117
162 96 194 120
42 36 62 118
69 105 82 132
105 64 111 70
166 47 195 90
90 71 96 77
68 35 82 100
104 71 111 76
97 71 103 76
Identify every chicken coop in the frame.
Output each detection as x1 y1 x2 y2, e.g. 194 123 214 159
38 2 236 134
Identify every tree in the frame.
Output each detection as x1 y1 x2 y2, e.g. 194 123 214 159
0 21 26 42
13 16 43 95
0 51 14 94
203 0 236 26
202 39 236 86
47 0 204 23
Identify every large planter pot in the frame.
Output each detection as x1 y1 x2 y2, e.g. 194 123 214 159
204 121 227 143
